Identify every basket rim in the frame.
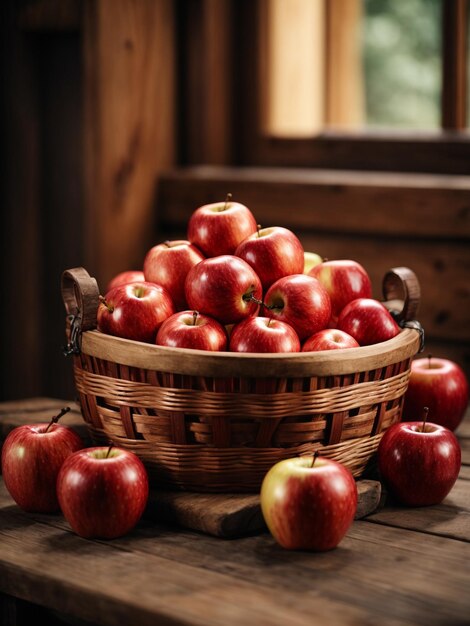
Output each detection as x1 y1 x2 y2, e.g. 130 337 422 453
80 327 421 378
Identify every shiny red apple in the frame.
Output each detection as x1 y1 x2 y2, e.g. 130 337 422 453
185 255 262 325
302 328 359 352
337 298 400 346
1 407 84 513
260 455 357 551
309 259 372 324
264 274 331 341
156 310 228 351
106 270 145 293
235 226 304 291
143 240 205 311
378 412 461 506
97 281 174 343
229 316 300 353
402 357 469 431
57 445 149 539
187 196 258 257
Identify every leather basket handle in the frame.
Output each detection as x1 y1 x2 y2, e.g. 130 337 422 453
61 268 100 354
382 266 420 324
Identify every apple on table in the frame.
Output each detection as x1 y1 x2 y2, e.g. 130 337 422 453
156 310 228 351
143 240 205 311
260 454 357 551
235 225 304 292
378 408 461 506
97 281 175 343
229 316 300 353
1 407 84 513
57 445 149 539
187 194 258 257
402 356 469 431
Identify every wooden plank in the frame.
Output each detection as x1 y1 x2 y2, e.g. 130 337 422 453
0 2 42 401
365 477 470 542
145 479 381 538
442 0 468 130
83 0 176 290
158 166 470 239
180 0 234 164
19 0 81 31
1 478 469 626
0 398 88 444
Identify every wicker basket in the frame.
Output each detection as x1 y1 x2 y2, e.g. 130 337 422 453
61 266 422 492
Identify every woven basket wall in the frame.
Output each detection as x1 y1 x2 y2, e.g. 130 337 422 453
62 266 422 493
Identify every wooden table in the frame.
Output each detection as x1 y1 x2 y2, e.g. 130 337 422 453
0 398 469 626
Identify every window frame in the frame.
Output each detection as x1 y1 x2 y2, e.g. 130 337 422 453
177 0 470 174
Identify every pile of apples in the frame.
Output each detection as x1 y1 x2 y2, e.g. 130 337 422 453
98 196 402 353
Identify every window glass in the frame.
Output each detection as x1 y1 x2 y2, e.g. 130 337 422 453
362 0 441 129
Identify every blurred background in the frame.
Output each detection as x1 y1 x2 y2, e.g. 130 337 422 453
1 0 469 402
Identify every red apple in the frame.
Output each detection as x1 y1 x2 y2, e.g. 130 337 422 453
106 270 145 293
309 260 372 323
260 455 357 551
378 413 461 506
143 240 205 310
57 445 149 539
234 226 304 291
402 357 469 431
187 196 258 257
264 274 331 341
302 328 359 352
337 298 400 346
1 407 84 513
97 281 174 343
185 255 262 325
229 316 300 353
156 310 228 351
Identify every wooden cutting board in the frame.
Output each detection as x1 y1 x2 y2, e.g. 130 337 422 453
0 397 383 538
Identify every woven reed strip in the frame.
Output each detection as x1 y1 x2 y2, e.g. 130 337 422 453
84 424 383 482
74 367 410 417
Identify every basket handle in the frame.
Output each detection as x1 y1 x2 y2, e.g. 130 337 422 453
382 266 420 323
61 267 100 332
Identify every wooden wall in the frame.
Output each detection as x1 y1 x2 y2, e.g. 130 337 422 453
0 0 176 401
1 0 469 403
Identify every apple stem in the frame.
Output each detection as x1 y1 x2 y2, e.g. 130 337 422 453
421 406 429 432
192 311 199 326
99 295 114 313
164 240 171 248
243 292 275 310
223 193 232 211
311 451 320 468
105 443 115 458
257 224 262 237
44 406 71 433
428 353 432 369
